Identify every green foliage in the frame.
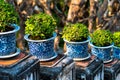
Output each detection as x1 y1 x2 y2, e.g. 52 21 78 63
59 0 64 7
57 0 65 11
0 0 19 32
53 0 69 28
25 13 57 40
90 30 113 47
52 13 61 27
62 23 89 42
113 32 120 47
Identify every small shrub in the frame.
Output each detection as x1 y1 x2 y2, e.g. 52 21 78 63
62 23 89 42
90 29 113 47
25 13 57 40
113 32 120 47
0 0 19 32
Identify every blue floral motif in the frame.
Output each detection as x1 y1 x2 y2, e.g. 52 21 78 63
64 39 89 59
113 46 120 59
25 34 57 60
0 24 20 56
89 42 113 62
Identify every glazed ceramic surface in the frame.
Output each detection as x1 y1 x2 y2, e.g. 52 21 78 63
113 46 120 59
0 24 20 56
24 34 57 61
64 39 90 60
89 42 113 62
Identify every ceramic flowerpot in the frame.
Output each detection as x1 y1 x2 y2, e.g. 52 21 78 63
89 42 113 63
24 33 57 61
0 24 20 56
64 38 90 61
113 46 120 59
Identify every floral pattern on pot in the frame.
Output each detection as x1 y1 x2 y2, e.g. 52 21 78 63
64 39 90 60
113 46 120 59
24 34 57 61
0 24 20 56
89 42 113 62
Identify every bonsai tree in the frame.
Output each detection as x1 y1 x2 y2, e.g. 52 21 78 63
62 23 89 42
0 0 19 32
113 32 120 59
24 13 57 61
0 0 20 56
90 29 113 47
62 23 90 60
113 32 120 47
25 13 57 40
90 29 113 62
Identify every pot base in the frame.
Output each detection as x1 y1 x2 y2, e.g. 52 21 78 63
104 57 113 64
0 48 20 59
73 53 91 61
39 53 58 61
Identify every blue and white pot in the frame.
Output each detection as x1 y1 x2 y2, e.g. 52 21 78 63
89 42 113 63
24 33 57 61
0 24 20 56
64 38 90 61
113 46 120 59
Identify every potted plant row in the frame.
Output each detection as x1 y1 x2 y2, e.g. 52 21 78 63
0 0 20 57
89 29 113 63
24 13 57 61
62 23 90 61
62 25 120 62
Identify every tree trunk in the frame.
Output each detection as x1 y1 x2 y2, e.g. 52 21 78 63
67 0 87 23
38 0 52 15
89 0 96 32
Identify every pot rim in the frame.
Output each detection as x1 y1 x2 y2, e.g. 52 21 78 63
113 45 120 49
0 24 20 35
89 42 113 49
63 37 90 44
24 33 57 42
